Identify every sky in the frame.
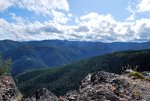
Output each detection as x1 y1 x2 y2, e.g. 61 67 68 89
0 0 150 42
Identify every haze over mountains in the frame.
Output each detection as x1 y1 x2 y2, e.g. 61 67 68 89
1 40 150 76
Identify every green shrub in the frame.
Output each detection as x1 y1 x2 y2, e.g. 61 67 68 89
128 70 150 82
0 55 12 76
128 71 144 79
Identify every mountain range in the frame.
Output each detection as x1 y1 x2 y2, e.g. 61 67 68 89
1 40 150 76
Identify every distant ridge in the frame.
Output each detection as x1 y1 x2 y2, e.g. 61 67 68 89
1 40 150 75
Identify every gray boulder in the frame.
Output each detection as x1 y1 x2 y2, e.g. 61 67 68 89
24 88 58 101
62 71 149 101
0 76 22 101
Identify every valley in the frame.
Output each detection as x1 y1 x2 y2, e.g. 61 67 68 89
1 40 150 76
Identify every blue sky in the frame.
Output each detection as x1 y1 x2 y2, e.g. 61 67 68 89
68 0 132 21
0 0 150 42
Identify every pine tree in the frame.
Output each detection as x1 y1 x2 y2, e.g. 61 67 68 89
0 55 12 76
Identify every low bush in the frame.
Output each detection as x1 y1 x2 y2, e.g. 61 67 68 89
0 55 12 76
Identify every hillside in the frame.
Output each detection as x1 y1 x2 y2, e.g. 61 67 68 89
0 40 23 52
2 45 80 75
15 49 150 97
1 40 150 76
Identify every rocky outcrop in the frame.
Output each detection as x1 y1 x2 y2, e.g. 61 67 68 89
62 71 150 101
24 88 58 101
22 71 150 101
1 71 149 101
0 77 59 101
0 76 22 101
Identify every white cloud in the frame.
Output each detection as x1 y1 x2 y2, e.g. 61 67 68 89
0 18 31 41
1 1 150 42
1 12 150 42
70 12 150 42
0 0 69 16
0 0 14 11
0 17 69 41
126 0 150 21
137 0 150 12
126 3 136 21
17 0 69 16
0 0 71 24
10 13 28 24
51 9 70 24
80 12 99 20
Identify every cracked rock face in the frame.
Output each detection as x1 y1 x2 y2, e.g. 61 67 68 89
77 71 136 101
0 76 22 101
62 71 149 101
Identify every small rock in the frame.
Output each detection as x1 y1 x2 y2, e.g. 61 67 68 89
24 88 58 101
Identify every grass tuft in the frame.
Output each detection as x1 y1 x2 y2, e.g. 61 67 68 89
128 71 144 79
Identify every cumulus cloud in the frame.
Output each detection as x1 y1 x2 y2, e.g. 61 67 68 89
0 0 14 11
51 9 70 24
0 18 31 41
0 17 68 41
74 26 89 32
17 0 69 16
70 12 150 42
137 0 150 12
0 0 71 24
0 0 150 42
126 0 150 21
0 0 69 13
1 11 150 42
0 0 13 11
